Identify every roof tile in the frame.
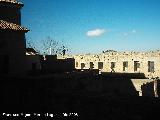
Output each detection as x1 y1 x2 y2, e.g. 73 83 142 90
0 0 23 5
0 20 29 32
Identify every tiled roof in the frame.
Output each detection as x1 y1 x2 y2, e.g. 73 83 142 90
26 48 39 55
0 20 29 32
26 48 38 54
0 0 23 5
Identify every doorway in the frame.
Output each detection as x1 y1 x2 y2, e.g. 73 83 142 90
0 55 9 74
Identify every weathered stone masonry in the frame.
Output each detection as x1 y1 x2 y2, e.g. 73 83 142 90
61 51 160 78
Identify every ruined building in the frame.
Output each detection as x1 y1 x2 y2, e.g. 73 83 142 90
0 0 29 75
61 50 160 78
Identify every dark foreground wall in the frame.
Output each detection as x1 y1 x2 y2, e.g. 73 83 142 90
0 31 26 75
1 75 160 119
42 55 75 73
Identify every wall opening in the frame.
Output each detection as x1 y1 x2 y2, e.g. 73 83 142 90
123 61 128 71
90 62 94 69
76 62 78 67
81 63 85 69
148 61 154 72
98 62 103 69
111 62 116 72
0 55 9 74
32 63 37 70
134 61 140 72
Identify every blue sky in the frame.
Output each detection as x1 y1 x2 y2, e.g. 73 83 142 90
21 0 160 54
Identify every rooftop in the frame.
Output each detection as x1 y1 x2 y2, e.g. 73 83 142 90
0 20 29 32
0 0 23 5
26 48 38 55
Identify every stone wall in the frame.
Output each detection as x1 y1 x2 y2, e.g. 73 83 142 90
131 79 154 96
42 55 75 73
26 55 42 71
60 51 160 78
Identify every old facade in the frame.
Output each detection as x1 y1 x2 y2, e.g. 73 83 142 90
62 51 160 78
26 48 42 71
0 0 29 75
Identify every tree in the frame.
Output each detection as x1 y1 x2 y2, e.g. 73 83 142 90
26 36 69 55
41 37 69 55
41 37 58 55
26 37 40 53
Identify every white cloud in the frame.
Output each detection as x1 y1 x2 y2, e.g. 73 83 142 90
123 32 128 36
122 29 136 37
131 29 136 33
86 29 106 37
